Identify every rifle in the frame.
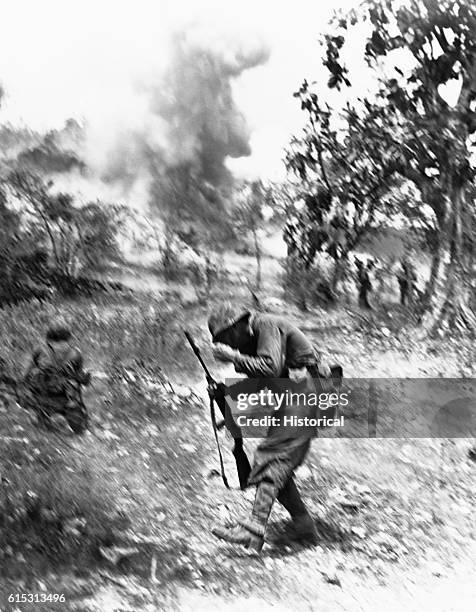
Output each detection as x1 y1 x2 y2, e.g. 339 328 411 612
184 330 251 490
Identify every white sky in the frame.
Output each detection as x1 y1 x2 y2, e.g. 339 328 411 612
0 0 361 180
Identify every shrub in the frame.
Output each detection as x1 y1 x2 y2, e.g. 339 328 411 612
282 256 335 310
0 431 124 577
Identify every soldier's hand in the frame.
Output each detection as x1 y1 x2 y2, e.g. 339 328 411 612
212 343 239 363
317 363 332 378
207 381 226 402
82 371 92 386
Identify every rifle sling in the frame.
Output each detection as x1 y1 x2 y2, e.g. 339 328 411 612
209 395 230 489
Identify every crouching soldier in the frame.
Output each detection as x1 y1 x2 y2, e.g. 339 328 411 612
21 321 91 434
207 303 331 552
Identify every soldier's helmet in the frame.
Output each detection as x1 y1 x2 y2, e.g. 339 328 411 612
46 319 72 342
208 303 249 340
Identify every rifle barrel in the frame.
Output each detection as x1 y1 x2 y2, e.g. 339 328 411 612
183 330 214 382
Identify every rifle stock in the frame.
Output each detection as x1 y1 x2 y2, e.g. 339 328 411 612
183 330 251 490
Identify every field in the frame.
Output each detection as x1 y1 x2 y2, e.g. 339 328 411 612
0 249 475 612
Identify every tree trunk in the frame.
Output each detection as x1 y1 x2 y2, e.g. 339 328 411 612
253 228 262 290
331 253 348 293
433 263 476 333
418 232 445 315
429 188 476 334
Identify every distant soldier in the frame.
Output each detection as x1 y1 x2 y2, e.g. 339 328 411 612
356 258 374 309
397 258 417 306
21 321 91 434
207 303 332 552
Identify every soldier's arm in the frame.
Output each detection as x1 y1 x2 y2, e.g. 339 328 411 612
23 348 42 380
70 349 91 385
233 320 283 378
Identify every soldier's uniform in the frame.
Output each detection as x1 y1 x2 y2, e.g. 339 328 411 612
208 304 327 551
356 260 373 309
21 324 90 434
397 260 417 306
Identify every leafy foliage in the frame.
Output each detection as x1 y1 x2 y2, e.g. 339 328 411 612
233 180 266 288
7 171 121 278
287 0 476 328
285 91 405 293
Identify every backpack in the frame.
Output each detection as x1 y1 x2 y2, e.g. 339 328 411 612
26 344 73 396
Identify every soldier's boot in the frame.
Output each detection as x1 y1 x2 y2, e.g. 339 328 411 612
212 480 276 552
65 410 88 435
277 478 319 545
63 400 88 435
211 524 264 552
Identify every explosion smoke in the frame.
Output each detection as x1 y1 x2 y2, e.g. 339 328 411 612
82 23 270 234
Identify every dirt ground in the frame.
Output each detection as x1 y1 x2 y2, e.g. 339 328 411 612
1 250 475 612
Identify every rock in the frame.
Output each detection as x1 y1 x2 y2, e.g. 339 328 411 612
321 564 342 587
182 443 196 453
354 484 372 496
296 465 313 480
414 511 433 525
99 546 139 565
63 517 87 537
175 385 191 398
351 526 366 539
98 429 120 441
373 533 402 556
40 508 59 523
145 424 160 436
206 468 220 480
340 499 360 513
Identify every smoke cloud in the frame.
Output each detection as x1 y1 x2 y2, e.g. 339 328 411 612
77 21 270 223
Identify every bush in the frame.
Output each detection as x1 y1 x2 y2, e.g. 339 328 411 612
282 256 336 310
0 430 124 577
0 294 196 579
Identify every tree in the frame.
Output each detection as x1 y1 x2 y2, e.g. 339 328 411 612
286 89 406 293
7 170 123 279
0 184 52 304
234 180 265 290
320 0 476 331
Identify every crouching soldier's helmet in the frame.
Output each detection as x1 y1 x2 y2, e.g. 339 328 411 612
46 319 72 342
208 303 250 341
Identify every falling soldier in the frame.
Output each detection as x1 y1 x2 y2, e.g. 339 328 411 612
21 321 91 434
206 303 332 552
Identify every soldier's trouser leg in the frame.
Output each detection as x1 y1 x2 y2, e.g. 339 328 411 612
211 478 276 551
211 480 274 551
277 477 308 518
277 477 318 542
65 411 87 434
400 286 406 305
62 401 88 434
241 479 277 537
